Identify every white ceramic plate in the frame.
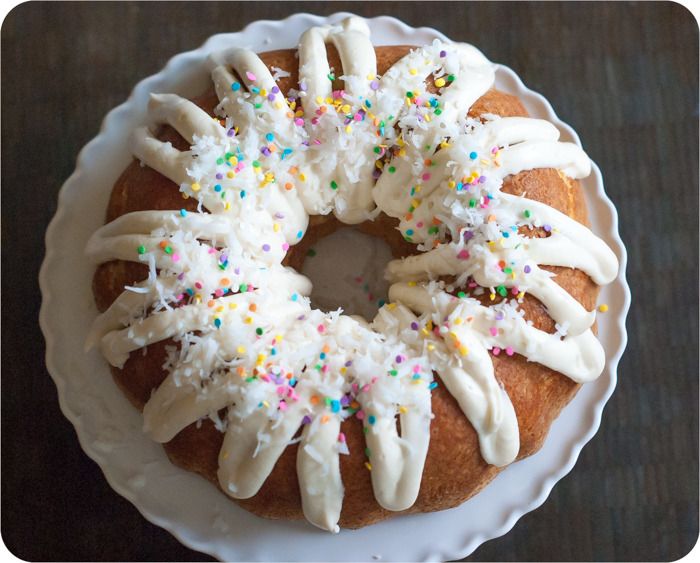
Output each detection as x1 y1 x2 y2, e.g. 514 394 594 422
39 12 631 562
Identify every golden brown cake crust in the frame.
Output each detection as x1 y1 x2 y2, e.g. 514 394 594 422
92 45 598 528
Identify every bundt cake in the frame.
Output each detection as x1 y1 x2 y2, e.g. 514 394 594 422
85 16 618 533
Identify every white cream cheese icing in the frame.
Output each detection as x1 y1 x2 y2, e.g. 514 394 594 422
85 16 619 533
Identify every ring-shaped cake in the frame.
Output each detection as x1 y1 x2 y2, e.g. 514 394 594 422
86 17 619 533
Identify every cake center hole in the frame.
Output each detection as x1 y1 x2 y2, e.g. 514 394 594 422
301 227 393 319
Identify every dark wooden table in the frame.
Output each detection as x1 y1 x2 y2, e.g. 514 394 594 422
2 2 697 561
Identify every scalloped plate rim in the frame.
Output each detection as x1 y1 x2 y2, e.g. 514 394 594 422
39 11 630 562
